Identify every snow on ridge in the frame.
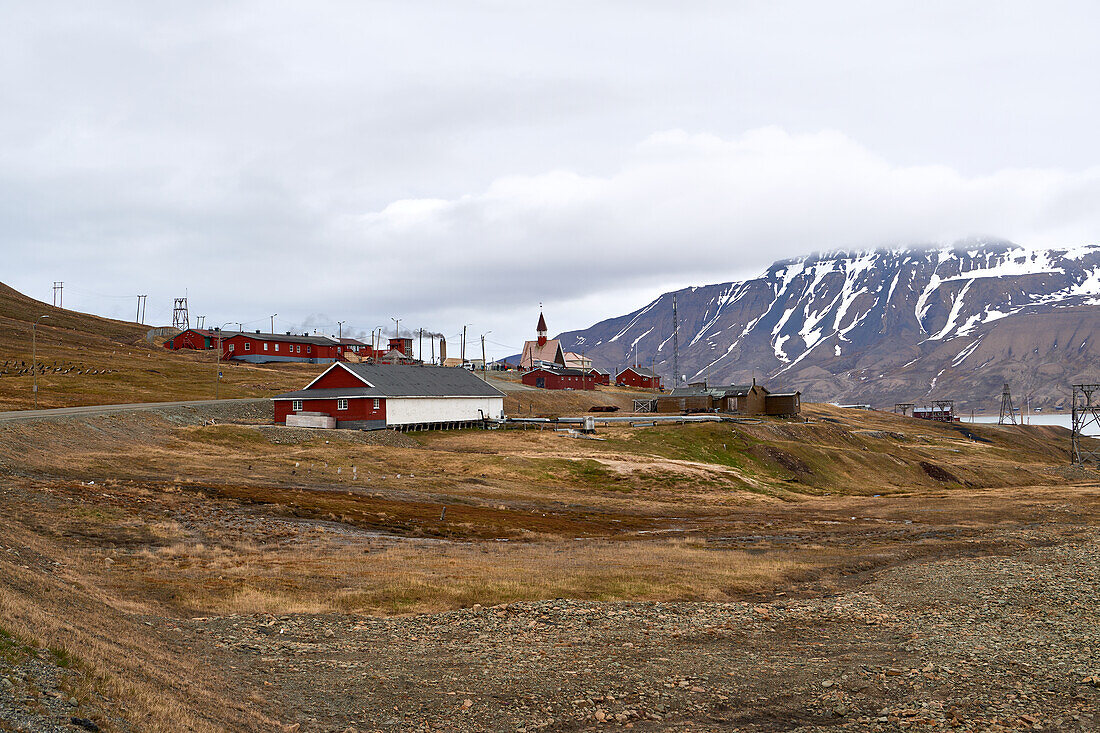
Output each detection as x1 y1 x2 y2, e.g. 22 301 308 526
608 296 662 343
927 280 974 341
950 337 983 367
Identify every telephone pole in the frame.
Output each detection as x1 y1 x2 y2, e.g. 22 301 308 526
338 321 345 340
461 325 468 363
481 332 491 376
32 315 50 409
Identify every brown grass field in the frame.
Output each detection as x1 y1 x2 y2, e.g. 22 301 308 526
0 282 323 410
1 283 1100 730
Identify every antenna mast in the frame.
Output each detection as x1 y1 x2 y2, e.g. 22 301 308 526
672 293 679 389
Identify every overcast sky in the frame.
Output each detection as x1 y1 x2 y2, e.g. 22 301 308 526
3 1 1099 358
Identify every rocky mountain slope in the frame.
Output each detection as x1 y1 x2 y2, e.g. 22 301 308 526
558 240 1100 410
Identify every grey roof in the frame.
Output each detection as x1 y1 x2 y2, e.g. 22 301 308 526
619 366 659 378
669 384 763 398
526 366 589 377
274 364 505 400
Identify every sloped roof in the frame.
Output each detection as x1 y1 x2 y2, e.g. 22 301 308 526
619 366 659 378
669 384 762 398
274 364 505 400
537 312 548 332
520 338 566 368
525 366 589 377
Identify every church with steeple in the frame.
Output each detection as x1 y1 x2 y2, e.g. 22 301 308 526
520 311 567 369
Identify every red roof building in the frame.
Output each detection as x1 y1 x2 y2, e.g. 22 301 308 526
520 312 566 369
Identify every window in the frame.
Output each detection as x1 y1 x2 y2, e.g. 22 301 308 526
307 345 311 353
275 344 280 352
337 398 348 410
228 343 235 352
244 342 250 351
263 343 268 351
292 400 302 411
373 399 380 410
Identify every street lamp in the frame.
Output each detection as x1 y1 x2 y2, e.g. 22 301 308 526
32 314 50 409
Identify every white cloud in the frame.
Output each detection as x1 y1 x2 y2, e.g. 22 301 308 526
3 2 1100 358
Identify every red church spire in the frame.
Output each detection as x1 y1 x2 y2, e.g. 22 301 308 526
536 311 548 346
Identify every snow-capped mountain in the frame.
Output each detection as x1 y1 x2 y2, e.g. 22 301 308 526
558 240 1100 409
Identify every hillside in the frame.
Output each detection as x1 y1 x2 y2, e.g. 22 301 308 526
557 240 1100 409
0 282 321 410
1 397 1097 729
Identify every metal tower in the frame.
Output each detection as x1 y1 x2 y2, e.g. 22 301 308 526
672 294 679 389
172 298 190 330
1071 384 1100 465
998 382 1017 425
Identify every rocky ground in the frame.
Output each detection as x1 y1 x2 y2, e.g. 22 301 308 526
0 635 127 733
168 528 1098 732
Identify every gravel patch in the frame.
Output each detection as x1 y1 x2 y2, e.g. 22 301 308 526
188 529 1100 732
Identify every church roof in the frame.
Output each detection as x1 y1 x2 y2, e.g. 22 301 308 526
537 312 548 332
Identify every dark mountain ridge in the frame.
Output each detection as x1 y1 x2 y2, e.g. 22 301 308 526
556 240 1100 410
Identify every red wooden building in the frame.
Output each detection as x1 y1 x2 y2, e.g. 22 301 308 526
589 368 611 386
273 363 505 430
165 329 368 364
616 366 662 390
521 367 597 390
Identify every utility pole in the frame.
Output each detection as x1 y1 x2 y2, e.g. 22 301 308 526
52 282 63 308
196 315 206 329
672 293 679 389
215 322 232 400
270 314 277 334
481 331 491 376
140 295 147 324
461 325 468 364
32 315 50 409
338 321 345 340
431 335 436 364
418 328 424 363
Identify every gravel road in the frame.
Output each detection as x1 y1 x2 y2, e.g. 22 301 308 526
0 398 270 424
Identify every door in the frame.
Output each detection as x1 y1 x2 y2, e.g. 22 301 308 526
536 377 545 388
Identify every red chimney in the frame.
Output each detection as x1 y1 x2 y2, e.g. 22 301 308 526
536 312 548 346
